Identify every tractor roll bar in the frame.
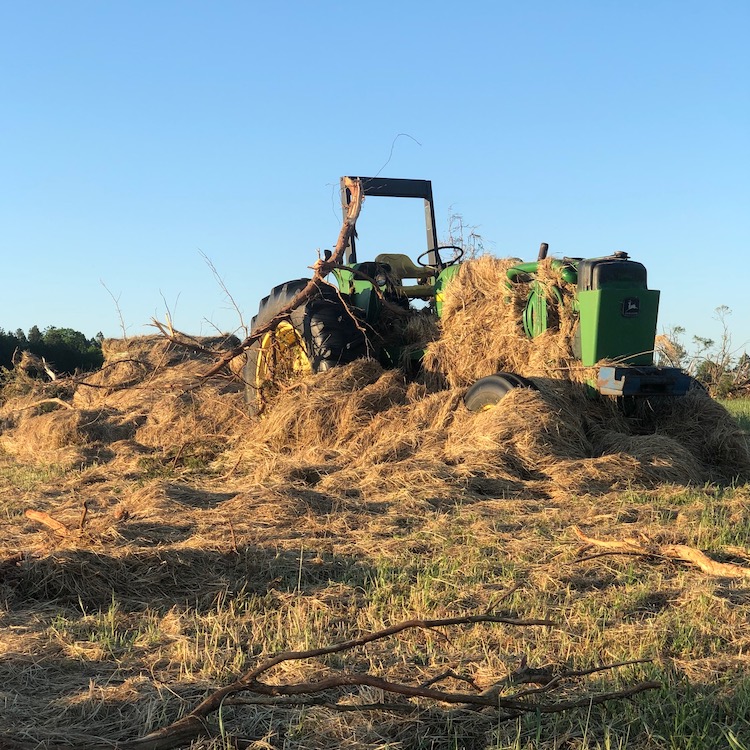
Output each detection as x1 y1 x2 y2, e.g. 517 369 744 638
340 176 439 265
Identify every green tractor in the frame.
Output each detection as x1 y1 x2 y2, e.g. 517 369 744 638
244 176 692 415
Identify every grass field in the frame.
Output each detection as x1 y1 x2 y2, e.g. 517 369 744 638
1 347 749 750
723 398 750 434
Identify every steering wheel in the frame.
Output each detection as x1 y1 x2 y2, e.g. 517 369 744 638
416 245 465 269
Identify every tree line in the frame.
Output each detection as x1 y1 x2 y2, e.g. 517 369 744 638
656 306 749 398
1 311 747 397
0 325 104 375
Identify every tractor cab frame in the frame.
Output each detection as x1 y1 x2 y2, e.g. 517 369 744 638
336 176 463 317
340 176 440 267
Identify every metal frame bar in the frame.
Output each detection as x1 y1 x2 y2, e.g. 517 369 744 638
340 176 438 265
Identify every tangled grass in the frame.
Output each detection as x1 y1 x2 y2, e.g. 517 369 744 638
1 258 749 749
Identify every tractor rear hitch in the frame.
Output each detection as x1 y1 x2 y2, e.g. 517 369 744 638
596 366 694 397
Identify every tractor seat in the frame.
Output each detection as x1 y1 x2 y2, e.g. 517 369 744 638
375 253 437 299
375 253 436 280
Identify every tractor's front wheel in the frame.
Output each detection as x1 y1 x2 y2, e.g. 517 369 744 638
464 372 538 412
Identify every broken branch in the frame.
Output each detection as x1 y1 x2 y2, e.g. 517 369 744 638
24 510 69 536
573 526 750 579
194 177 365 379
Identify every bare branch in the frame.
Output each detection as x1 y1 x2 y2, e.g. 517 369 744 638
200 250 249 337
101 281 128 339
573 526 750 579
0 613 661 750
195 177 365 379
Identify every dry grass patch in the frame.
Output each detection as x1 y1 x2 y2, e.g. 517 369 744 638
0 293 749 748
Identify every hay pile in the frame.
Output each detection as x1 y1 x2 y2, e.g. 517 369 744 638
239 363 748 496
0 335 245 470
235 255 749 492
1 258 748 491
423 256 579 387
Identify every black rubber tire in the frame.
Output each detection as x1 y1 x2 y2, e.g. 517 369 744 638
251 278 311 331
244 279 368 412
301 295 368 371
464 372 538 412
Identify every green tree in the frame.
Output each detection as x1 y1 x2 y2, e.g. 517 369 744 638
27 325 42 345
23 326 104 374
42 327 89 351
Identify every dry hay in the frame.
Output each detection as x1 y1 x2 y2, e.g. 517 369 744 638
0 386 142 468
1 262 748 491
423 255 580 388
247 359 409 455
0 335 246 470
241 363 749 496
73 335 239 411
650 390 750 483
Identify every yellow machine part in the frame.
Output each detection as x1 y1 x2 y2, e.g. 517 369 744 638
255 321 312 412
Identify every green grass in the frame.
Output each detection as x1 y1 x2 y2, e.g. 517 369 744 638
3 461 750 748
0 459 66 494
721 397 750 433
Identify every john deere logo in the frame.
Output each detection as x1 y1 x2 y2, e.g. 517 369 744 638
622 297 640 317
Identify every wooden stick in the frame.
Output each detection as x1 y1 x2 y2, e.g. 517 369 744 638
573 526 750 579
24 509 69 536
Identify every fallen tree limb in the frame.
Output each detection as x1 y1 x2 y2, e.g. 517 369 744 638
156 177 365 381
24 509 69 536
573 526 750 579
0 613 661 750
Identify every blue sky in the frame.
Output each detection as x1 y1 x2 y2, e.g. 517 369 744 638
1 1 748 357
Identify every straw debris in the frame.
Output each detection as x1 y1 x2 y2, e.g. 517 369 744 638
2 258 748 492
0 258 749 748
423 255 580 388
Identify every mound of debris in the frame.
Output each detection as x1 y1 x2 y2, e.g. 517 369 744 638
236 359 748 499
0 336 245 471
1 258 748 494
236 255 748 492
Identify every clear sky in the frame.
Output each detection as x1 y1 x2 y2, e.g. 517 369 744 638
1 1 748 357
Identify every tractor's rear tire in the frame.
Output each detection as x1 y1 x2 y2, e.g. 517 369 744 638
464 372 538 412
244 279 368 414
244 279 309 414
